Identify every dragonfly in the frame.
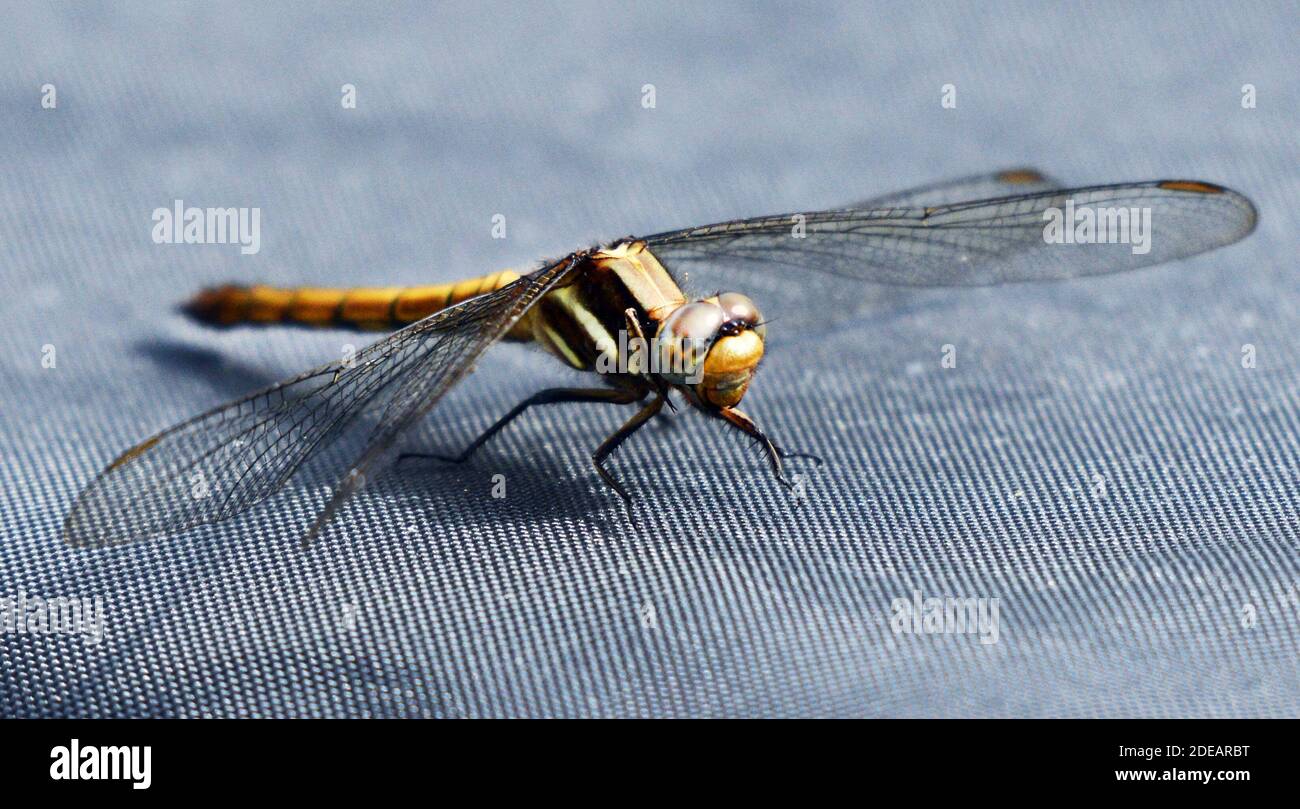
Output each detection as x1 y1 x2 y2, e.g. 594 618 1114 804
63 169 1257 547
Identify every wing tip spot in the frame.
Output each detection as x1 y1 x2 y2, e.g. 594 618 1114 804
107 435 162 471
1158 180 1225 194
997 169 1046 184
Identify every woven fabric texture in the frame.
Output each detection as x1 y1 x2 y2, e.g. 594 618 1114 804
1 1 1297 717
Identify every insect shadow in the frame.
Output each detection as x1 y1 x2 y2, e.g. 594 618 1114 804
134 338 281 398
391 442 615 530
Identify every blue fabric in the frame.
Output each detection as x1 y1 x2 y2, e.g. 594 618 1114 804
2 1 1298 717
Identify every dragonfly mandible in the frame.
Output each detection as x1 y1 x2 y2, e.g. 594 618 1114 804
63 170 1257 547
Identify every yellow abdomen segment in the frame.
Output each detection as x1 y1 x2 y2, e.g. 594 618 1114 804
183 269 521 331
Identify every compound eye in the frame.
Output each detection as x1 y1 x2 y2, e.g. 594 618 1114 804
717 292 764 340
660 301 725 342
657 302 724 375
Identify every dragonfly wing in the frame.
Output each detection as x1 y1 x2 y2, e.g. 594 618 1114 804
646 180 1257 288
64 255 578 548
299 253 580 545
845 167 1060 209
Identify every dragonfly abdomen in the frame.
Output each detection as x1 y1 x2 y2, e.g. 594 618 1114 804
182 270 521 331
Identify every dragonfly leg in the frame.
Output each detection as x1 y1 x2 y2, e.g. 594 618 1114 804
399 386 642 465
775 445 823 465
592 393 666 506
712 407 822 490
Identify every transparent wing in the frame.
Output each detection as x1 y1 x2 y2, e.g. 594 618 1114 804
64 256 578 547
646 180 1257 288
845 167 1061 209
299 256 580 545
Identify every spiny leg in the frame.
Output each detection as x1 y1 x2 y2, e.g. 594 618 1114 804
712 407 823 490
400 386 642 465
592 393 665 506
775 445 823 464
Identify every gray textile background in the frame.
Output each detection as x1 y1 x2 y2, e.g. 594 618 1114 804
2 1 1298 717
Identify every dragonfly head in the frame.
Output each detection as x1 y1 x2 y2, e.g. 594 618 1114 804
655 292 766 409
